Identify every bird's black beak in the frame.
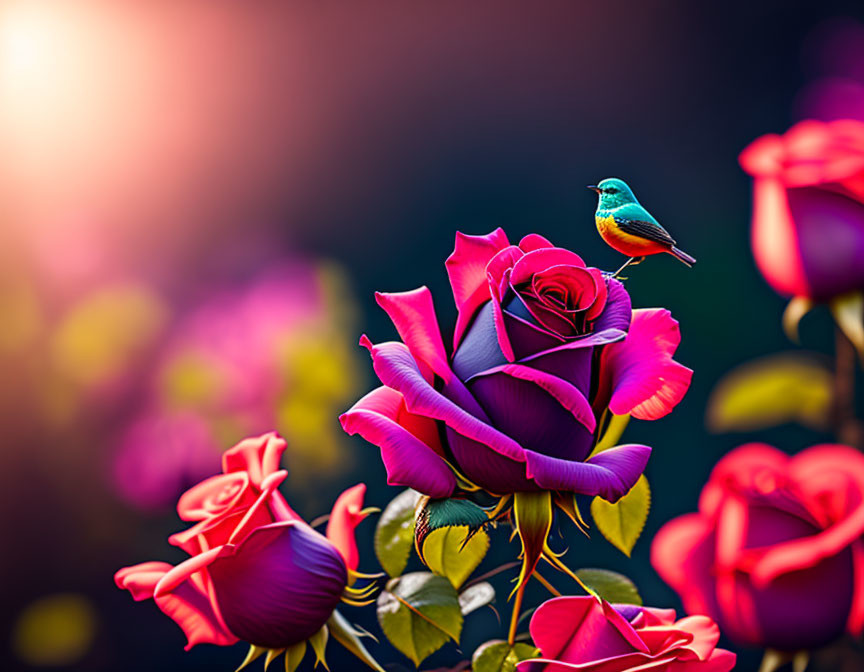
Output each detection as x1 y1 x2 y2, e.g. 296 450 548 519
587 185 601 193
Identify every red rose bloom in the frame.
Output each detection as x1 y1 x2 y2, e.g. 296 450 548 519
115 433 371 650
739 119 864 301
652 443 864 651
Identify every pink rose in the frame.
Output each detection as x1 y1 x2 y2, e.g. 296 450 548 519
517 596 735 671
115 432 371 650
652 443 864 651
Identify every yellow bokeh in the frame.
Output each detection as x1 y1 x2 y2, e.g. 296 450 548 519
51 284 168 389
12 593 97 666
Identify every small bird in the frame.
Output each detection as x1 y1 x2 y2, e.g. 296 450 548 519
588 178 696 277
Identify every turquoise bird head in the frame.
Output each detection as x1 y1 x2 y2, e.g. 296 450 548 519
587 178 639 210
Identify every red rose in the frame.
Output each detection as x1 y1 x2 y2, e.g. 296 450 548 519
115 433 371 650
652 443 864 651
739 119 864 301
516 596 735 671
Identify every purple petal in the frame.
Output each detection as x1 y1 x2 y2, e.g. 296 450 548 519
209 522 346 648
593 277 632 334
788 185 864 301
452 302 509 381
366 340 526 463
524 444 651 502
446 429 540 493
340 387 456 498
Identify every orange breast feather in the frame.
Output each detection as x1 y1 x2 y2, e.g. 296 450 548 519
596 215 669 257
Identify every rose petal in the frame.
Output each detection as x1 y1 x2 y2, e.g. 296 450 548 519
207 522 346 648
524 443 651 502
222 433 287 489
340 386 456 498
117 557 238 650
601 309 692 420
364 339 526 463
529 597 648 664
446 228 511 348
519 233 555 252
510 248 587 286
468 363 596 434
376 288 452 382
326 483 369 571
651 514 722 624
115 562 174 601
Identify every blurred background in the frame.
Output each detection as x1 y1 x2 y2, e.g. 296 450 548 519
2 1 864 670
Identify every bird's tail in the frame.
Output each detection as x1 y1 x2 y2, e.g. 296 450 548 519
669 246 696 267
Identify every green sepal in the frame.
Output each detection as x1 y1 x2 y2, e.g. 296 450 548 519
236 645 268 672
511 491 553 598
831 290 864 359
783 296 814 344
309 625 329 670
415 497 490 588
283 641 306 672
327 610 385 672
264 648 285 671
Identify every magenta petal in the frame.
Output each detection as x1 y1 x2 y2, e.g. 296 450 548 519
340 387 456 498
115 562 174 601
365 340 527 463
519 233 555 252
208 522 347 648
525 444 651 501
603 309 693 420
446 228 511 348
376 288 452 382
511 248 587 285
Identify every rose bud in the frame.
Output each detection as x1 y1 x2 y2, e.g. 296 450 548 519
115 432 376 655
341 230 691 501
516 596 736 671
739 120 864 348
652 443 864 651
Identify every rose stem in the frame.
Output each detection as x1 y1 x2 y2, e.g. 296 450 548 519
835 326 863 450
533 571 562 597
507 581 527 647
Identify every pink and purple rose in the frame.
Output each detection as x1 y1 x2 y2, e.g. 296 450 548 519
341 230 692 500
115 432 371 649
652 443 864 651
517 596 736 671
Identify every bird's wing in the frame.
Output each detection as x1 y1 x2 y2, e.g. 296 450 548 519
613 204 676 246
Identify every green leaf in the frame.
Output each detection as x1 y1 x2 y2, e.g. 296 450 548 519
421 527 489 589
706 352 833 432
472 640 540 672
591 475 650 557
415 497 490 588
376 572 463 667
574 568 642 605
327 610 384 672
236 645 267 672
374 489 421 578
458 581 495 616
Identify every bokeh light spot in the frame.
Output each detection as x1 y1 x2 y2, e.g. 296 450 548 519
12 593 97 667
